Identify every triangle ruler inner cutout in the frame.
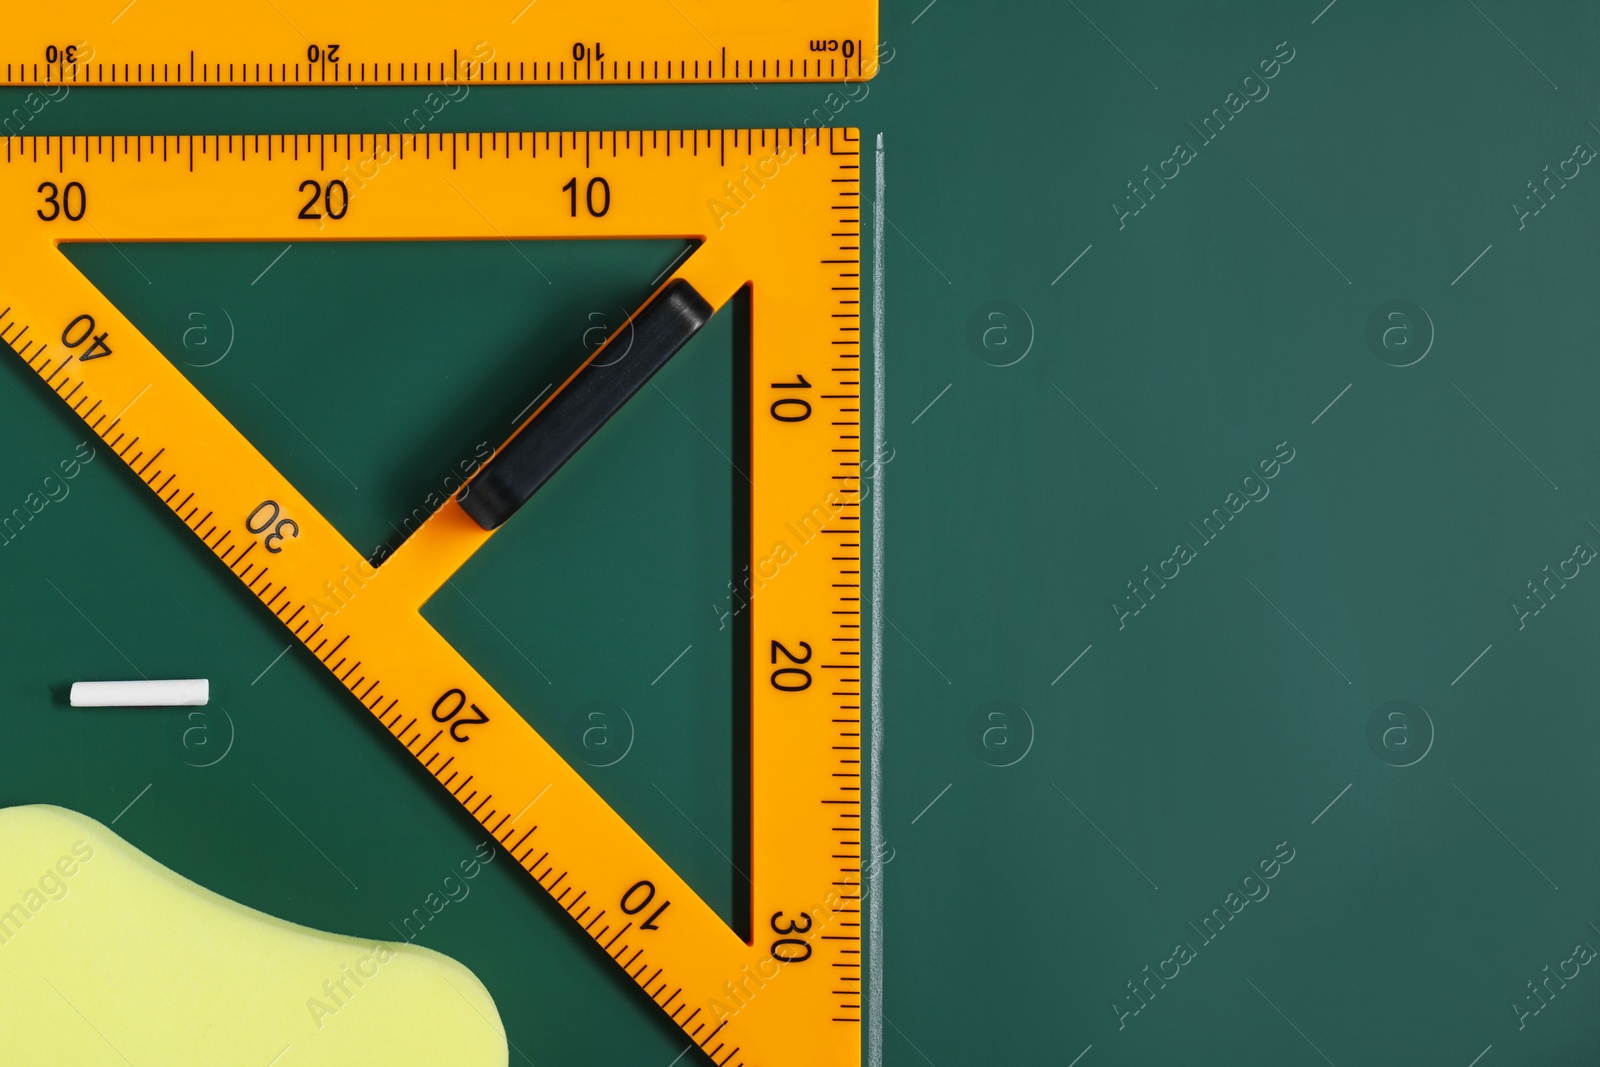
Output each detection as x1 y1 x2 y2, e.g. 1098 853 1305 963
0 129 870 1067
61 236 697 569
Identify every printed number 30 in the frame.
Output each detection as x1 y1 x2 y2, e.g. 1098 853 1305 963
246 500 299 553
37 181 86 221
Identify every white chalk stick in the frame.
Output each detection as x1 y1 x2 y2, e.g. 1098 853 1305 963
70 679 210 707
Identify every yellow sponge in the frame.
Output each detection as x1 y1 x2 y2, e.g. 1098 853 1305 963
0 804 507 1066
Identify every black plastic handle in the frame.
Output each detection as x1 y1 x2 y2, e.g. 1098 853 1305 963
458 278 715 530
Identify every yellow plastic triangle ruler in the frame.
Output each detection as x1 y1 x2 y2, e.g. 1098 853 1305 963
0 129 869 1066
5 2 877 86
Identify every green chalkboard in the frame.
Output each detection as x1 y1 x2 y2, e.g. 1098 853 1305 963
4 2 1600 1064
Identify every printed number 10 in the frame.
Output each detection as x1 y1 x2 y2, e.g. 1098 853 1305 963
563 177 611 218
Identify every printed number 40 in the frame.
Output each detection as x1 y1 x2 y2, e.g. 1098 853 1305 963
62 314 111 361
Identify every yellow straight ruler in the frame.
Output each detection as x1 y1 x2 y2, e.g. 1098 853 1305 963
0 128 872 1066
3 1 878 86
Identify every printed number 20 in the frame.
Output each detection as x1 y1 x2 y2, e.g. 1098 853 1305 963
432 688 490 742
298 179 349 220
770 640 812 692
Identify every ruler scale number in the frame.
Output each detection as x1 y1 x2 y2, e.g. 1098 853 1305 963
3 1 877 86
0 129 865 1066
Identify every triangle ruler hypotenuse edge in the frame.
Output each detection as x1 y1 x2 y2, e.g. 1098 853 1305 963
0 128 878 1067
